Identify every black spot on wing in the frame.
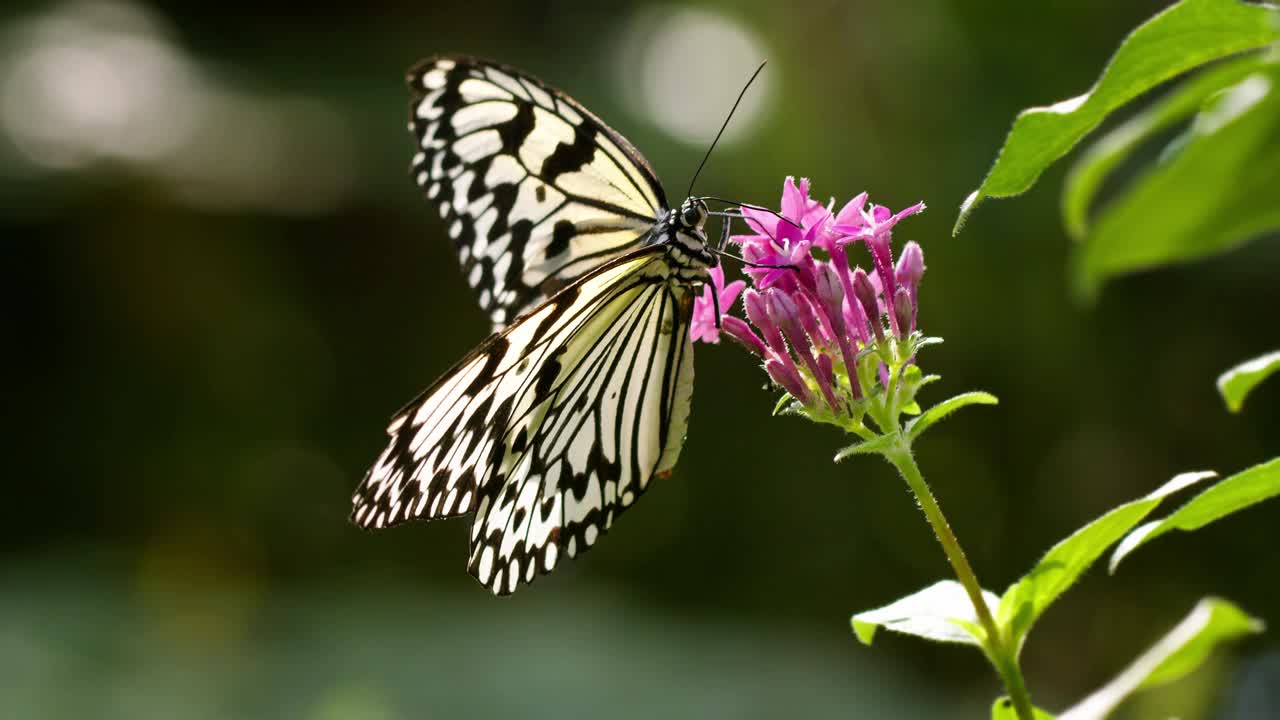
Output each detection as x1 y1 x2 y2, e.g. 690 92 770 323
504 220 533 303
531 282 581 339
565 466 590 502
534 346 566 401
546 219 576 260
540 122 597 179
498 102 537 154
489 395 515 465
467 338 507 394
488 184 517 240
539 275 569 299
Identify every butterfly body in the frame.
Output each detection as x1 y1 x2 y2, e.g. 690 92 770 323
352 55 715 594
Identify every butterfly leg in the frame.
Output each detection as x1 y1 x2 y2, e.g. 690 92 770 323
710 247 798 272
712 277 722 330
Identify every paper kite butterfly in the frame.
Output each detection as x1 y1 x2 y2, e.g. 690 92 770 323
350 55 727 595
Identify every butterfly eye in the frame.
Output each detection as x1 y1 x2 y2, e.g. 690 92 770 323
681 204 704 227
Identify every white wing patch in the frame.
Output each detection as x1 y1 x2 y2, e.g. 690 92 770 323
351 249 696 595
407 55 669 329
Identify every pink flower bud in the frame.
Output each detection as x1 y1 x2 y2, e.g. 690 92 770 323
893 287 914 339
721 316 767 357
896 241 925 294
764 289 802 341
852 268 884 343
745 289 788 359
815 265 844 322
765 358 811 405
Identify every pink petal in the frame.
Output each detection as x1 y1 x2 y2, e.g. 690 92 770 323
739 206 775 236
719 279 746 308
780 176 810 222
833 192 868 227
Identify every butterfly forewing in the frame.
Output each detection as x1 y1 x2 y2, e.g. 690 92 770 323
410 56 670 328
351 248 695 594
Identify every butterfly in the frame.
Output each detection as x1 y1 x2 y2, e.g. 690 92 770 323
350 55 727 595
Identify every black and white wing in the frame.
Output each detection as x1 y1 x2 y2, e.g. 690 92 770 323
351 248 695 594
409 55 669 329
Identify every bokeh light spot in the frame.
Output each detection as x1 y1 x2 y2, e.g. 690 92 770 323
615 6 770 147
0 0 358 214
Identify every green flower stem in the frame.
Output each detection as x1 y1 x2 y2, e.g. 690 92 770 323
882 443 1035 720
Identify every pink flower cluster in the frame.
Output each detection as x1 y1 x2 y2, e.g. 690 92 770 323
691 177 925 415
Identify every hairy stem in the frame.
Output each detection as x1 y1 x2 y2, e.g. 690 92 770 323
882 443 1035 720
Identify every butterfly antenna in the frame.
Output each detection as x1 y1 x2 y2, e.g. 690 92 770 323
686 60 768 199
712 208 787 256
710 207 796 271
702 196 802 231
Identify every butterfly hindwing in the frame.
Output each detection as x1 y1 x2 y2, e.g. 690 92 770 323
351 248 695 594
409 55 669 328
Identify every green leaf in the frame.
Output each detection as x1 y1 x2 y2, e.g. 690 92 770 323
954 0 1280 234
904 392 999 443
1217 350 1280 413
1074 63 1280 299
771 393 795 416
1062 54 1268 241
991 697 1056 720
1058 598 1263 720
833 434 896 462
998 471 1216 651
851 580 997 647
912 335 945 352
1111 458 1280 572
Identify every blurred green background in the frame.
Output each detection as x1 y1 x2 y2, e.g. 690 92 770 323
4 0 1279 717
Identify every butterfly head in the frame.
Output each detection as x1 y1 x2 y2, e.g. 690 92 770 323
677 197 709 231
664 197 716 270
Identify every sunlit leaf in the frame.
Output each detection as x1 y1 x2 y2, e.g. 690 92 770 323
904 391 999 443
772 393 795 416
1058 598 1263 720
1062 54 1267 241
834 434 896 462
954 0 1280 234
1217 350 1280 413
851 580 997 647
1074 63 1280 298
998 472 1216 651
991 697 1056 720
1111 458 1280 572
